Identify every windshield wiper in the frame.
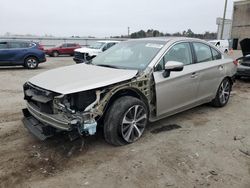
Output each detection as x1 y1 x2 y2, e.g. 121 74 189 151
96 64 119 69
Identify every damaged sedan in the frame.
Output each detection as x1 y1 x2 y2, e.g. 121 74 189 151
22 37 237 145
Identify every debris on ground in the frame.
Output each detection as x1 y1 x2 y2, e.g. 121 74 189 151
239 149 250 156
233 135 245 141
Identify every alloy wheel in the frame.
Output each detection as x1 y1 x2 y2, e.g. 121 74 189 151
219 80 230 105
121 105 147 143
26 58 38 69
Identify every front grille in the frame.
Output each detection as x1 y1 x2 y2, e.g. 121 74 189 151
24 83 58 114
74 51 84 60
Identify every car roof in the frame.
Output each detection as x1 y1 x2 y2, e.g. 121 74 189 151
0 40 35 43
97 40 121 43
128 37 206 44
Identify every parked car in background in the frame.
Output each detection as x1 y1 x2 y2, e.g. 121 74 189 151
73 40 119 63
209 40 229 53
22 37 237 145
45 43 81 57
0 40 46 69
236 38 250 78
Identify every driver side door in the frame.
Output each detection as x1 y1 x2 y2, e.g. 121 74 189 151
153 42 200 117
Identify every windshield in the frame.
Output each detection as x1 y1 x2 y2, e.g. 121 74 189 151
91 40 165 70
89 42 105 49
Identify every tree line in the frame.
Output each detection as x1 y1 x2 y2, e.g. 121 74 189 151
113 29 217 40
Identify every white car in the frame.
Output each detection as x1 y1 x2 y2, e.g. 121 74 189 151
209 40 229 53
73 40 120 63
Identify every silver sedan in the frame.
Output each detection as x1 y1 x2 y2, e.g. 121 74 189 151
22 37 237 145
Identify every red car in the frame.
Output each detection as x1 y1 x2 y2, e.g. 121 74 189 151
45 43 81 57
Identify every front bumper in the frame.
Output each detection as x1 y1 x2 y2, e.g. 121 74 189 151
22 109 55 140
25 102 72 131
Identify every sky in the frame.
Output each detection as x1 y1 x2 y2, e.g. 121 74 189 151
0 0 235 37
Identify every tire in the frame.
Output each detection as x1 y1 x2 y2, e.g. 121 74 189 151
24 57 39 69
211 78 232 107
104 96 148 146
52 51 59 57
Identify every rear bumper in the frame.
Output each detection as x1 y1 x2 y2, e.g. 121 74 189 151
236 66 250 77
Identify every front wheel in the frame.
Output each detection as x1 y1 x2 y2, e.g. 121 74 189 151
24 57 38 69
52 51 59 57
104 96 148 146
211 78 232 107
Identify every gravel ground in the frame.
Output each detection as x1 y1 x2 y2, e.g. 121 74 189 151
0 51 250 188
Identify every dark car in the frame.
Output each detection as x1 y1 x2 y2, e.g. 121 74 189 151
236 38 250 78
0 40 46 69
45 43 81 57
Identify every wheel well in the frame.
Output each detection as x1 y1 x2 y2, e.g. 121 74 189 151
225 76 234 86
101 88 149 121
52 50 59 54
24 55 38 64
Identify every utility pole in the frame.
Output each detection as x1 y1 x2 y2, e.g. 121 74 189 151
128 27 130 38
220 0 228 39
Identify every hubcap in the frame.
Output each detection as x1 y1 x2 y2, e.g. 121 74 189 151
219 80 230 104
121 105 147 143
27 58 37 68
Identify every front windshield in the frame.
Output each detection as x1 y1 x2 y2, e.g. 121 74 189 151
89 42 105 49
91 40 165 70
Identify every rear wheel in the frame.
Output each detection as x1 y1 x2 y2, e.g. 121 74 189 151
104 96 148 146
24 57 38 69
211 78 232 107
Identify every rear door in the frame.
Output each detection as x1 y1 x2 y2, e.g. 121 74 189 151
191 42 225 101
153 42 200 117
0 42 10 63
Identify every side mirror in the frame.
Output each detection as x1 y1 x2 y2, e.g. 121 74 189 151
163 61 184 78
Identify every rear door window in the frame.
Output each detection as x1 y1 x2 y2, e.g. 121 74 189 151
8 42 28 49
0 42 8 49
193 42 213 63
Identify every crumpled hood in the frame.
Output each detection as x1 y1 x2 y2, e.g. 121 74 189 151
28 64 138 94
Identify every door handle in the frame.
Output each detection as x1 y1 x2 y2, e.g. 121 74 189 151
191 72 198 78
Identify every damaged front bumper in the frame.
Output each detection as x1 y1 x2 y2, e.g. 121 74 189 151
22 102 97 141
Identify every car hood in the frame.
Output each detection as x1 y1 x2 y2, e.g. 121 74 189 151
240 38 250 57
28 64 138 94
74 47 101 53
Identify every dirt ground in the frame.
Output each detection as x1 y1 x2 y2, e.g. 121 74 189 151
0 52 250 188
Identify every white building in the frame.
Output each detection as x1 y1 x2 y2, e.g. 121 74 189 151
216 17 232 40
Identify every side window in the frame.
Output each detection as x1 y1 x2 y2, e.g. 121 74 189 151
0 42 8 49
67 44 74 47
155 42 192 71
61 44 67 48
107 43 116 49
193 42 213 63
8 42 24 49
211 48 222 60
